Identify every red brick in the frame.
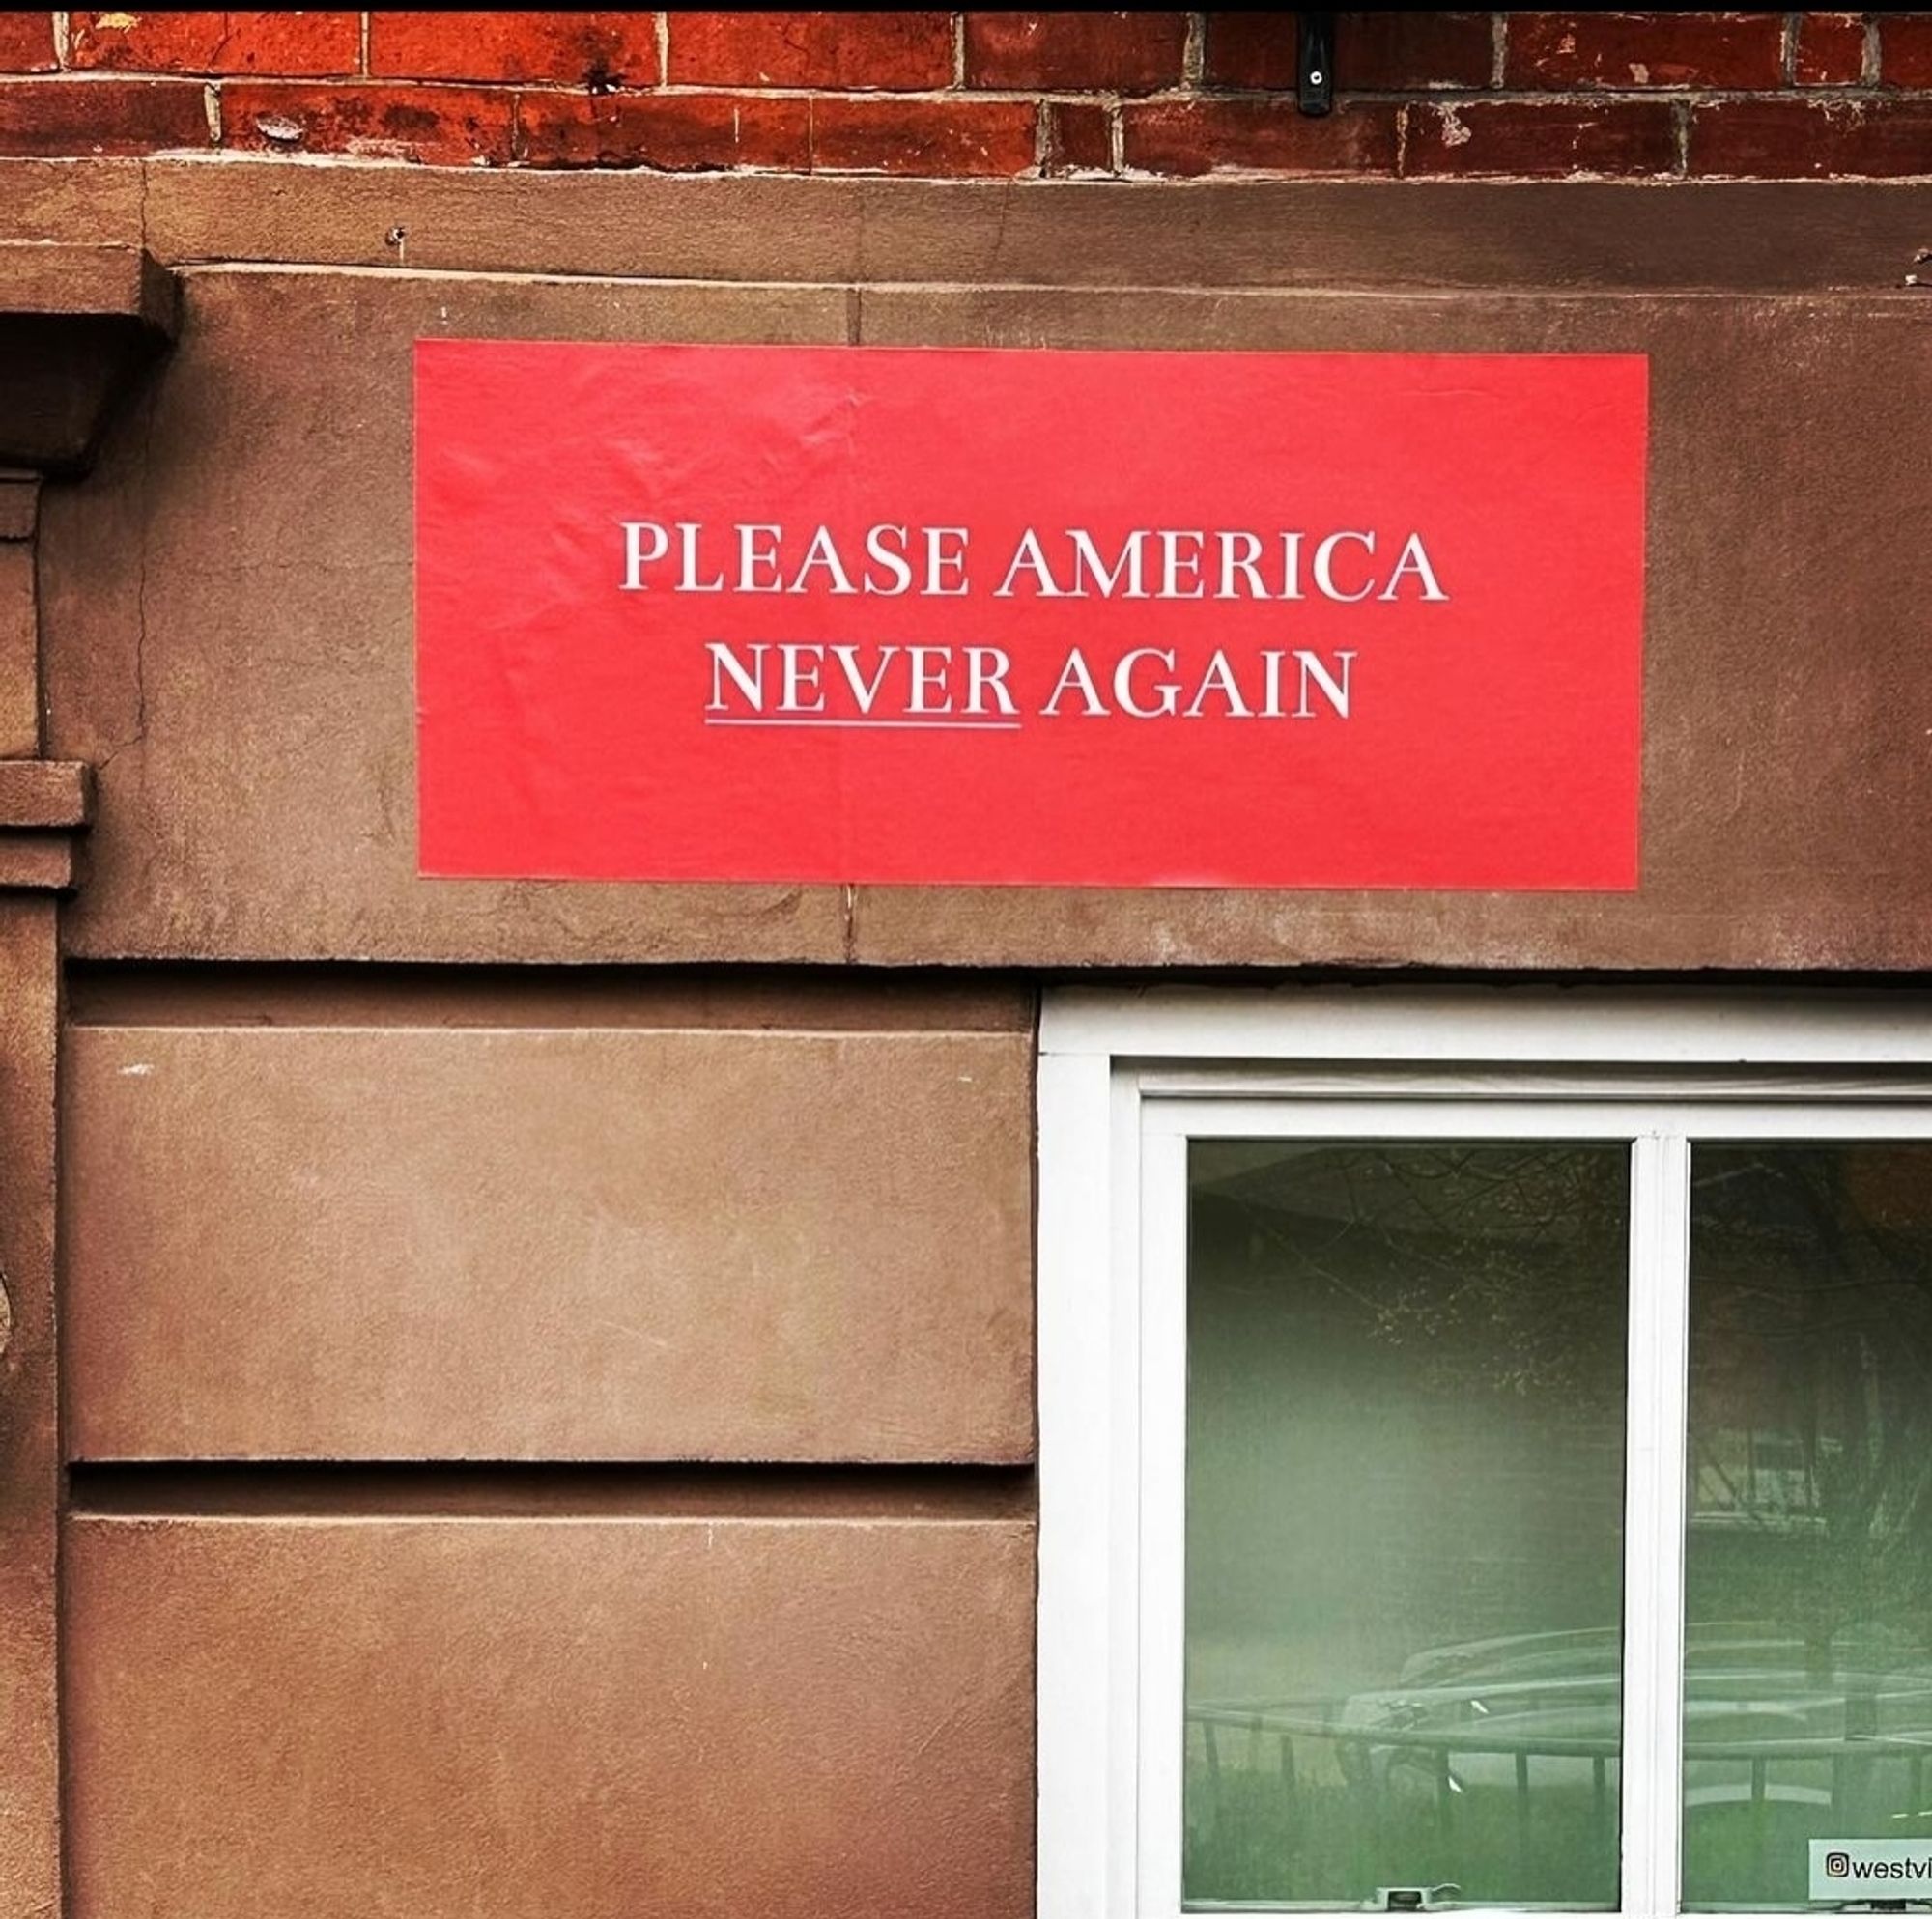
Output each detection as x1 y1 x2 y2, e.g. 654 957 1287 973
1505 12 1784 89
517 90 810 169
0 75 211 154
1691 95 1932 176
808 95 1037 175
1795 14 1869 86
1340 11 1495 90
1881 15 1932 89
1048 99 1113 171
1122 97 1400 175
220 80 514 164
369 13 658 88
1404 98 1679 176
1202 11 1296 89
1206 13 1492 92
963 13 1185 94
667 12 952 90
69 11 359 76
0 13 57 73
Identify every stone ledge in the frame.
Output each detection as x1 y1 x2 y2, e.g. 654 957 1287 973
0 242 178 476
0 762 94 892
0 760 92 832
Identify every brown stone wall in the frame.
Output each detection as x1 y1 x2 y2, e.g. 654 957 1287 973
54 954 1042 1914
2 12 1931 178
13 29 1932 1908
66 1506 1036 1918
63 976 1035 1463
25 159 1932 973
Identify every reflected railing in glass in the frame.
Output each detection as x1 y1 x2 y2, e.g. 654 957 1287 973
1683 1144 1932 1911
1184 1143 1630 1909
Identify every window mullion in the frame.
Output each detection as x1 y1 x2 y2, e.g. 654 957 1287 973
1136 1124 1191 1918
1621 1131 1693 1919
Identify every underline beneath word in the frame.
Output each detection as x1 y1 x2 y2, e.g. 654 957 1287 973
704 718 1024 731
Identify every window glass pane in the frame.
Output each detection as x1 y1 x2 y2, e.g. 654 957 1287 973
1684 1144 1932 1911
1184 1142 1630 1910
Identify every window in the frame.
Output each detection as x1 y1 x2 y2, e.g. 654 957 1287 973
1038 990 1932 1919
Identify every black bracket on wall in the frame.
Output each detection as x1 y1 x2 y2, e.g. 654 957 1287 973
1298 12 1335 116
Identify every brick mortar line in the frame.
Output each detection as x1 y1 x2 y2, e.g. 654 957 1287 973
16 74 1932 107
21 74 1932 110
80 114 1932 176
161 153 1932 183
1125 85 1930 105
1180 11 1206 89
106 146 1932 186
1111 165 1932 183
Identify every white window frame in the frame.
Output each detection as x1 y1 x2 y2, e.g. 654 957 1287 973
1037 985 1932 1919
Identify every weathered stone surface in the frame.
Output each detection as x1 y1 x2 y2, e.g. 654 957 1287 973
67 1512 1036 1919
122 159 1932 292
0 900 58 1917
41 266 1932 969
66 1020 1034 1461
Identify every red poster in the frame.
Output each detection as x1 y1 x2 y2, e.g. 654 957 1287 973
415 343 1645 889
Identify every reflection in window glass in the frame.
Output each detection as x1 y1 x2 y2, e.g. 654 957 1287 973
1684 1145 1932 1910
1184 1143 1629 1909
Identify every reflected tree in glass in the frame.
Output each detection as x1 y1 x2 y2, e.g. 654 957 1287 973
1184 1143 1629 1909
1684 1145 1932 1910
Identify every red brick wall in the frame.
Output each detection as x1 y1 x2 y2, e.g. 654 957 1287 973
0 11 1928 178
